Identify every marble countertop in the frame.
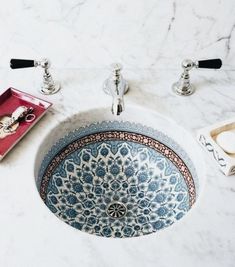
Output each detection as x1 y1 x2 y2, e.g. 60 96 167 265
1 1 235 267
0 68 235 267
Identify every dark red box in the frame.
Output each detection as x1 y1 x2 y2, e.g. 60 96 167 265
0 88 52 160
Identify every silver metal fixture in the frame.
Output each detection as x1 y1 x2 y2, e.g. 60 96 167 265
103 63 129 115
106 202 127 218
2 106 35 133
172 58 222 96
10 58 61 95
172 59 196 96
36 59 61 95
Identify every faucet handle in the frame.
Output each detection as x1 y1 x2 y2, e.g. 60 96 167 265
172 58 222 96
10 58 61 95
180 58 222 71
197 58 222 69
10 58 51 69
10 59 35 69
110 63 123 73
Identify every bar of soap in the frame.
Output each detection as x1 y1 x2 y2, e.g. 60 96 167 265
216 130 235 154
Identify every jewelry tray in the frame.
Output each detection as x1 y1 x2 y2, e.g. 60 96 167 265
0 88 52 160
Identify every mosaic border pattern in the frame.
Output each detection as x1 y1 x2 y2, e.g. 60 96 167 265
40 131 196 206
37 121 199 194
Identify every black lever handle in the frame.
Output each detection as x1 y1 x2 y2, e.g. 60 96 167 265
10 59 35 69
197 58 222 69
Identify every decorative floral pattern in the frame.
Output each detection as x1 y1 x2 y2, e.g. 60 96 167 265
38 121 198 238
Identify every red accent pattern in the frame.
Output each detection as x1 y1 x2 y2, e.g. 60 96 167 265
40 131 196 206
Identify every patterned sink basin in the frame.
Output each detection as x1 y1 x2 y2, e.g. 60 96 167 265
35 107 204 238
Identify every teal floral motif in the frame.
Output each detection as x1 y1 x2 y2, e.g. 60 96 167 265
170 176 177 184
156 207 168 216
66 195 78 205
154 193 167 203
120 147 129 156
83 173 93 184
55 178 63 186
102 226 112 237
152 220 165 230
44 139 193 238
82 153 91 162
110 164 120 176
66 163 75 172
124 166 135 177
137 171 148 183
100 148 109 156
72 182 83 193
148 181 159 191
65 208 77 218
50 196 58 204
95 167 106 178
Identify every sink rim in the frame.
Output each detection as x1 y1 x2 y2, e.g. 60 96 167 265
35 104 205 186
34 105 206 238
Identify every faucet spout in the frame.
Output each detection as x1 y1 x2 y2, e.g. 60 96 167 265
112 96 124 116
103 63 129 116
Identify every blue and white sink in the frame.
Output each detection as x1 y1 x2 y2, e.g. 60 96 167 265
34 106 204 238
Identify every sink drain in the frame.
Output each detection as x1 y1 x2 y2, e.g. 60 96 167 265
106 202 127 219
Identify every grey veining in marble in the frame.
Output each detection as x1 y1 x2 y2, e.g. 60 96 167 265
0 0 235 69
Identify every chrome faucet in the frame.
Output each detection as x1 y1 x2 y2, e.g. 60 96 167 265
10 58 61 95
172 58 222 96
103 63 129 115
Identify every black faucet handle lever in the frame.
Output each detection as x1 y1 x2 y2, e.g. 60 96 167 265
197 58 222 69
10 59 35 69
